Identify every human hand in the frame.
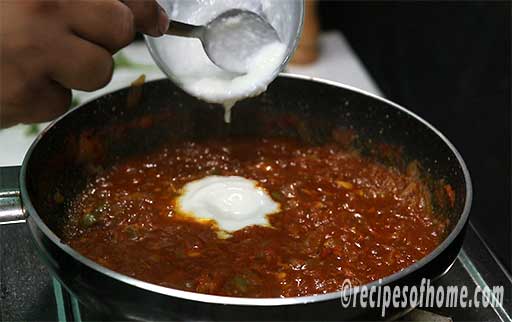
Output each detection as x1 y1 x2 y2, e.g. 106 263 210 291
0 0 169 128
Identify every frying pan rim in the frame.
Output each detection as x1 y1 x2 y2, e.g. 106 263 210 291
19 74 472 306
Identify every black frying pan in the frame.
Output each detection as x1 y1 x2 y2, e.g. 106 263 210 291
0 75 471 321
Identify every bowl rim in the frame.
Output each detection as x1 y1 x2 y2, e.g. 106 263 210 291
143 0 305 96
19 74 473 306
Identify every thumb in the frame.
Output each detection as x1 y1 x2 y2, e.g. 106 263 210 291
122 0 169 37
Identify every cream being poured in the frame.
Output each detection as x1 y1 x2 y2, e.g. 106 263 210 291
152 1 288 122
180 41 286 123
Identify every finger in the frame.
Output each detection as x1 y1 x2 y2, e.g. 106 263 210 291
122 0 169 37
1 81 71 127
22 81 71 124
66 0 135 53
48 34 114 92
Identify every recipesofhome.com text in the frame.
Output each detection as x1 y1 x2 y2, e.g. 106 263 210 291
339 278 504 316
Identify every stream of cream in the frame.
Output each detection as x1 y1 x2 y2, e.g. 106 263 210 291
155 0 287 122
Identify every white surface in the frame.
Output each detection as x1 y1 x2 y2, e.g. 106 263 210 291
287 31 381 96
0 31 380 166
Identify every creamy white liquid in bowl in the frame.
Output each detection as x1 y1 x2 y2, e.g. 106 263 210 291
146 0 303 122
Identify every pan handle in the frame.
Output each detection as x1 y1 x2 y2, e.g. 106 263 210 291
0 166 26 224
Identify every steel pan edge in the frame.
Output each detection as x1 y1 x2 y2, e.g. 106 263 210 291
17 74 472 320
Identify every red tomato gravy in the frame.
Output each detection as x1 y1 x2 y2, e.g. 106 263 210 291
63 137 448 298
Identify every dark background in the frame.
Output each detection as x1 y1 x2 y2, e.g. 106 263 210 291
318 1 511 271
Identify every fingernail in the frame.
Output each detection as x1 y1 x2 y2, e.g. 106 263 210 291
158 7 169 36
